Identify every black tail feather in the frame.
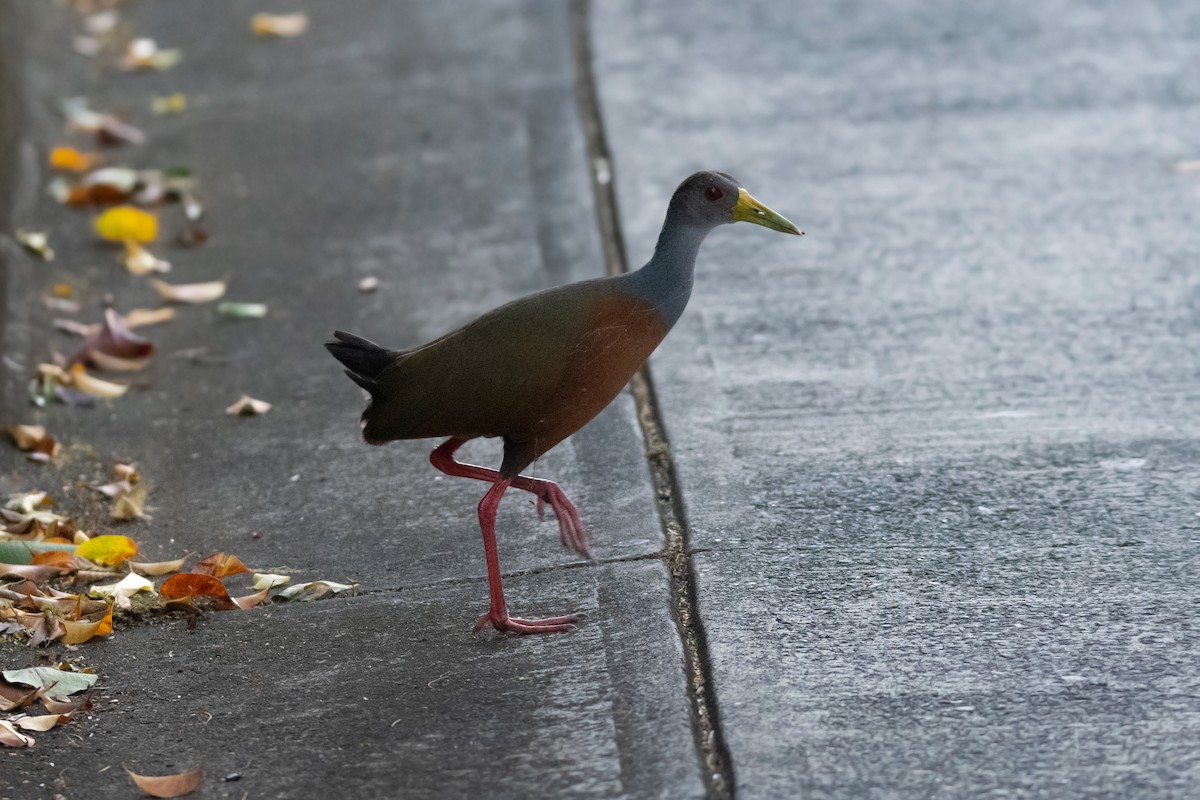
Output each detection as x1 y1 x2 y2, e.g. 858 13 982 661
325 330 399 389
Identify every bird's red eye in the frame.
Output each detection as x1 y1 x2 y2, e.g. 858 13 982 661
704 186 724 202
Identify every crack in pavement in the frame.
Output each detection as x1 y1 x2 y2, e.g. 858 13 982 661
568 2 737 797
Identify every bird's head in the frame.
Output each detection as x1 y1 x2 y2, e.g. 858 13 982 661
670 171 803 236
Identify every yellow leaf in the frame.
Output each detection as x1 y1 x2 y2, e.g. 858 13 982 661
69 363 129 398
75 534 138 565
94 205 158 243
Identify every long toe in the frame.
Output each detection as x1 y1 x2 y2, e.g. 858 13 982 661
476 611 578 635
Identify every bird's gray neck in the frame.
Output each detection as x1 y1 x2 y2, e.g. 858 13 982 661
627 220 711 329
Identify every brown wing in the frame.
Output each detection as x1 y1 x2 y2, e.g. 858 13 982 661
361 277 666 447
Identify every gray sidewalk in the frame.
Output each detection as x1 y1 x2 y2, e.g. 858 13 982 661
3 0 1200 798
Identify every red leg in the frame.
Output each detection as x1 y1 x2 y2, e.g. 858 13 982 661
473 477 577 635
430 438 590 558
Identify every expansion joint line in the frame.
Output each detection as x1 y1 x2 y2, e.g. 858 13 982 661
568 3 735 798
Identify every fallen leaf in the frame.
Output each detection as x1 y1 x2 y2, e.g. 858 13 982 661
14 713 69 732
251 572 290 591
50 146 100 172
15 229 54 261
92 479 132 499
42 694 90 715
80 166 139 204
88 572 155 609
0 683 39 712
149 278 226 305
159 574 232 608
2 667 97 697
231 587 270 609
192 552 250 579
151 93 187 115
94 206 158 243
111 484 148 521
0 541 34 565
120 38 183 71
0 563 66 582
251 12 308 37
61 604 113 644
6 425 61 461
75 535 138 565
125 307 177 328
0 720 34 747
125 766 203 798
130 557 186 576
68 363 129 398
358 276 379 293
61 97 146 146
275 580 357 602
72 308 155 370
225 395 271 416
30 550 75 567
216 302 267 319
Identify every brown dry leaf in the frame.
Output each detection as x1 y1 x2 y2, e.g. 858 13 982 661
121 308 174 329
61 604 112 644
225 395 271 416
125 766 203 798
14 713 68 732
1 563 66 582
6 425 61 462
42 694 89 715
231 587 270 610
148 278 226 305
124 240 172 276
111 483 148 521
130 557 186 576
114 463 141 481
72 308 155 371
192 552 250 579
14 611 67 646
0 683 39 712
0 720 34 748
251 12 308 36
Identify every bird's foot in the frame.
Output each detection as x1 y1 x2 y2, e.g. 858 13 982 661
530 481 590 559
474 610 577 635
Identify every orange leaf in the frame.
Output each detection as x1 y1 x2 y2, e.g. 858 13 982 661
159 573 231 603
49 146 99 172
191 552 249 579
32 550 74 567
124 766 203 798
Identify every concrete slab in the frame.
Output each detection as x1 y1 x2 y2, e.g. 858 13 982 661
1 1 702 796
592 0 1200 796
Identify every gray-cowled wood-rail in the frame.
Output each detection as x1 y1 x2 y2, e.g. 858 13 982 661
327 171 801 635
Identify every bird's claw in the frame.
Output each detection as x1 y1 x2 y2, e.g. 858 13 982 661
475 611 578 635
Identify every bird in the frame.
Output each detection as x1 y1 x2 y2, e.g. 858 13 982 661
327 171 801 635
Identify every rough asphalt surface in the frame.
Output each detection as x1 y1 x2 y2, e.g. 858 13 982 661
2 0 1199 798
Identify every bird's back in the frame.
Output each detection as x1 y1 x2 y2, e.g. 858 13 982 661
355 276 669 462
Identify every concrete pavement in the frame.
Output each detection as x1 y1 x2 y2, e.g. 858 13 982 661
3 0 1200 798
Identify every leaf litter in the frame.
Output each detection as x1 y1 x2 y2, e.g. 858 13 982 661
3 0 358 763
